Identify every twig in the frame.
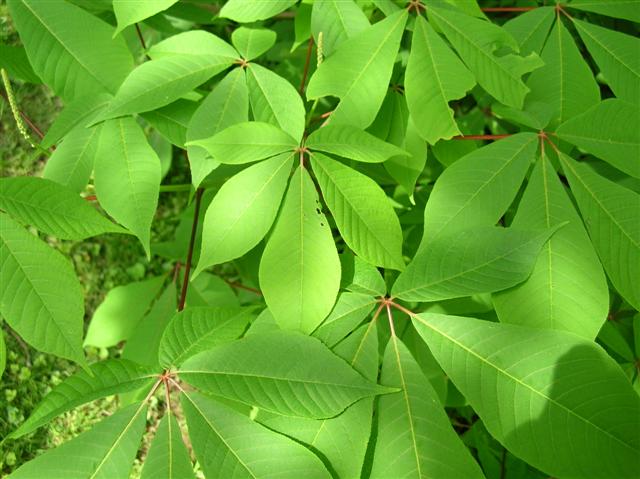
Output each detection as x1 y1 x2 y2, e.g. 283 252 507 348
0 90 46 140
299 37 314 94
178 188 204 311
224 279 262 296
135 24 151 61
452 134 512 141
481 7 538 12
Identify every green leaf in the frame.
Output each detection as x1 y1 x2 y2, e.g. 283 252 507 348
185 273 239 308
140 99 198 148
113 0 179 36
0 177 126 239
84 276 165 348
9 359 157 439
310 0 370 57
247 63 306 143
259 167 341 333
405 16 475 144
556 100 640 179
311 153 404 270
493 156 608 340
186 68 248 188
312 292 378 347
340 253 387 297
503 6 555 55
159 307 252 367
182 391 331 478
0 213 85 365
0 44 40 84
411 312 640 479
307 10 408 128
186 121 297 165
306 124 408 163
179 330 392 418
526 17 600 127
383 116 428 198
370 335 485 479
219 0 297 22
559 153 640 310
140 413 195 479
573 19 640 104
231 27 276 61
429 6 542 109
147 30 238 60
566 0 640 23
392 226 559 302
8 403 148 479
422 133 538 242
7 0 133 100
94 117 161 256
195 153 293 272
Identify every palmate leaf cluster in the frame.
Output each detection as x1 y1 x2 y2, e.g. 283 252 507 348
1 0 639 478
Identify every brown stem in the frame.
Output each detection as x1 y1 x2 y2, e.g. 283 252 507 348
178 188 204 311
453 134 512 141
481 7 538 12
0 89 45 140
135 24 151 60
299 37 314 95
224 279 262 296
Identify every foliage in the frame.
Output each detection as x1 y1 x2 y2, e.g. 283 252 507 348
1 1 640 478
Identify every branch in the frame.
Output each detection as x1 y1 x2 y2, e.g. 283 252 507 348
452 134 512 141
135 24 151 61
299 36 314 95
223 279 262 296
481 7 538 12
178 188 204 311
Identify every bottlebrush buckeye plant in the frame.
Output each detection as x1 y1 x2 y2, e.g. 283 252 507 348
1 0 639 478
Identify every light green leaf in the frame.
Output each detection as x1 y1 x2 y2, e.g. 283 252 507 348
574 19 640 104
219 0 297 22
180 330 392 418
8 403 148 479
247 63 306 143
422 133 538 242
0 177 126 240
259 167 341 333
340 252 387 297
187 68 248 188
196 153 293 272
370 335 485 479
113 0 179 36
312 153 404 270
147 30 238 60
306 124 408 163
0 213 85 365
94 117 161 256
429 6 542 109
140 413 195 479
186 121 297 165
392 226 559 302
185 273 239 308
566 0 640 23
310 0 370 57
140 99 198 148
405 16 475 144
411 312 640 479
182 391 331 479
231 27 276 60
312 292 378 347
493 156 608 340
559 153 640 310
159 307 253 367
557 100 640 179
9 359 157 439
526 17 600 127
84 276 165 348
307 10 407 128
384 117 428 197
7 0 133 100
503 6 555 56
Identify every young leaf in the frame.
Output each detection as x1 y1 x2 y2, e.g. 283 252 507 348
405 15 476 144
0 213 85 366
392 226 560 302
195 152 293 272
311 153 405 270
9 403 148 479
219 0 297 22
186 121 297 165
556 100 640 179
159 307 253 367
113 0 179 36
411 312 640 479
306 124 408 163
428 6 542 109
9 360 157 439
84 276 165 348
94 117 161 256
179 330 393 418
310 0 370 57
140 413 195 479
559 153 640 310
7 0 133 100
246 63 306 143
231 27 277 61
306 10 408 128
0 177 126 239
494 157 608 340
312 292 378 348
565 0 640 23
259 167 341 333
370 336 485 479
573 19 640 104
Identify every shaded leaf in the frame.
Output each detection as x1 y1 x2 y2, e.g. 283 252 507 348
140 413 195 479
